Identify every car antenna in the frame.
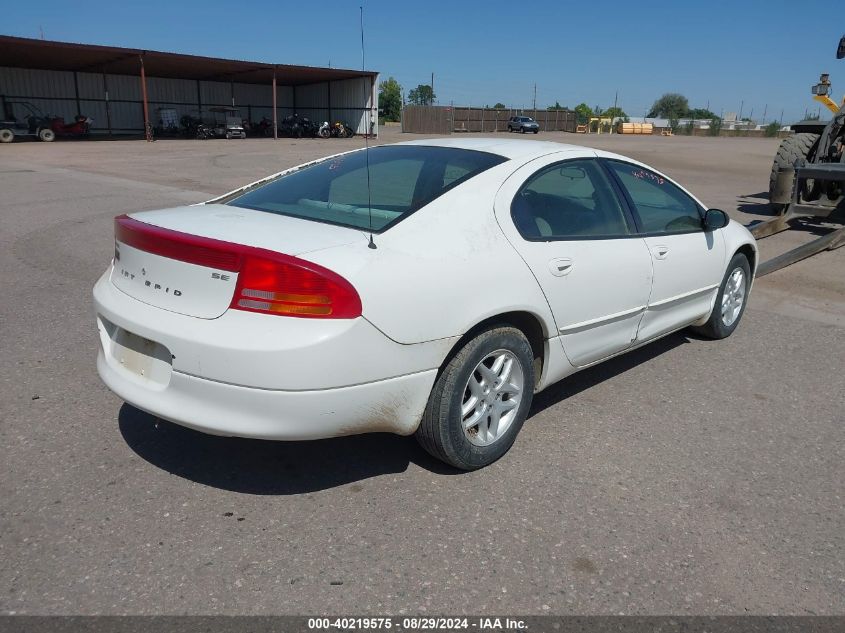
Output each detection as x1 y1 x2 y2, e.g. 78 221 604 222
360 5 376 249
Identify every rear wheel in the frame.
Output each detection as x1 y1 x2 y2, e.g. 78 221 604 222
0 128 14 143
768 132 818 211
415 326 535 470
690 253 751 340
38 128 55 142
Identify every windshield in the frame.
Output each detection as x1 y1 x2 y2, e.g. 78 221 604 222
226 145 506 232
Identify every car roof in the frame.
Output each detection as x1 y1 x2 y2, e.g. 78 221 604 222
394 137 590 160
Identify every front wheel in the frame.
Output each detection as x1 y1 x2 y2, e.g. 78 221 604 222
690 253 751 339
39 128 56 142
0 128 14 143
415 326 535 470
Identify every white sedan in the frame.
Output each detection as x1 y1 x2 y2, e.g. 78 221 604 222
93 138 756 470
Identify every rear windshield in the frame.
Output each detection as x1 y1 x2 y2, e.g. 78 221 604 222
226 145 506 232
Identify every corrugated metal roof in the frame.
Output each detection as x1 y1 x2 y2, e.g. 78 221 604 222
0 35 377 85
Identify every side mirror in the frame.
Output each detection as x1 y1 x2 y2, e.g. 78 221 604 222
703 208 729 230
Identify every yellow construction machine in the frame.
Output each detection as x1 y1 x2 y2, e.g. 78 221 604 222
758 35 845 275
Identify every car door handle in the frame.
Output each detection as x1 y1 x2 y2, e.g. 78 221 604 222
652 245 669 260
549 257 574 277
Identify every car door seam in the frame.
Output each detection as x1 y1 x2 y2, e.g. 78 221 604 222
558 304 647 334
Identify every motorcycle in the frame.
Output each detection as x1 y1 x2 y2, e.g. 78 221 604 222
50 114 92 137
252 117 275 137
318 121 331 138
195 123 215 140
299 117 319 138
330 121 355 138
279 114 318 138
180 115 214 140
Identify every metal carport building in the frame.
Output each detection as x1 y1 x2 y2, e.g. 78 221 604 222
0 35 379 138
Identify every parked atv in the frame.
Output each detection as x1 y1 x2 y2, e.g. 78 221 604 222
50 114 92 138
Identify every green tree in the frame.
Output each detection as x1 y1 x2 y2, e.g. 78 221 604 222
764 121 781 137
408 84 436 106
493 102 507 109
547 101 567 110
669 117 681 134
647 93 690 118
574 103 593 124
707 117 722 137
688 107 716 120
603 106 627 119
378 77 402 122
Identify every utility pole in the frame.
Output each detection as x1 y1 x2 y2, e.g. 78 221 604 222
780 109 784 126
431 72 434 105
739 100 744 120
533 83 537 111
611 90 618 133
762 104 767 124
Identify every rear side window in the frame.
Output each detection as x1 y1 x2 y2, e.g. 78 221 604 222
226 145 506 232
607 161 703 234
511 159 631 239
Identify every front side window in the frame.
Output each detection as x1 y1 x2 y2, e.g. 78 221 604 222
511 159 631 239
227 145 506 232
607 161 703 234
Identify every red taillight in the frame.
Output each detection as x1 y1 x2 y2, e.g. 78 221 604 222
114 215 362 319
231 250 361 318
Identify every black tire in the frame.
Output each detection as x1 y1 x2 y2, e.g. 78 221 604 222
415 326 535 470
690 253 751 340
0 128 14 143
38 128 55 142
768 132 818 211
533 129 538 134
520 127 526 133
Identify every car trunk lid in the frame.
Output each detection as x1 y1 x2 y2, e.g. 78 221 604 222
111 204 366 319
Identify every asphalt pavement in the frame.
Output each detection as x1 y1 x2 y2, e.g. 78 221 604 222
1 130 842 615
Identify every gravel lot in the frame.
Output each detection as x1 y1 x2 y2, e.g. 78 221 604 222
1 129 843 615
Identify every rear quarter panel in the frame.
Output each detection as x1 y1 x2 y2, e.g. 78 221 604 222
305 162 558 344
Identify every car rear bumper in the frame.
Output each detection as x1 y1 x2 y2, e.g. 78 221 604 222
93 268 449 439
97 347 436 439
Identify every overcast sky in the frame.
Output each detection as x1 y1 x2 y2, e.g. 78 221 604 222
3 0 843 123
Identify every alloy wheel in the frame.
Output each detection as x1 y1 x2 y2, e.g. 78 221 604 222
461 349 524 447
721 267 746 327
